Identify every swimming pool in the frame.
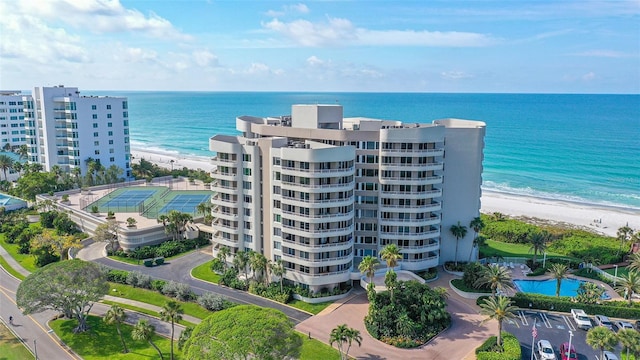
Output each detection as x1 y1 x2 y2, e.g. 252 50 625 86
513 278 610 298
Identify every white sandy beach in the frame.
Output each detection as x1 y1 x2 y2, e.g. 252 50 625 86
132 147 640 237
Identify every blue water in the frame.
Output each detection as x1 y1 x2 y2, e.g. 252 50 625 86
91 91 640 209
514 279 609 298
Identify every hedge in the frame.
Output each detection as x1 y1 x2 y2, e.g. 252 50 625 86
511 293 640 319
154 257 164 265
143 259 154 267
476 332 521 360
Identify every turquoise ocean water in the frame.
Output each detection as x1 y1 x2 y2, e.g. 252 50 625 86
95 92 640 210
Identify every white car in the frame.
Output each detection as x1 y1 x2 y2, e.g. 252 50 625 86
570 308 592 330
614 321 634 331
537 339 557 360
603 351 619 360
594 315 614 330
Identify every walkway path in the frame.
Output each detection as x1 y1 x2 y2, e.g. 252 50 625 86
296 269 497 360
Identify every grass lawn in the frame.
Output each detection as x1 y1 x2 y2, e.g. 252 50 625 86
108 282 213 320
108 248 198 266
0 253 26 280
0 237 38 273
190 261 221 284
288 300 332 315
101 300 197 328
298 332 341 359
0 323 34 360
604 266 630 278
480 239 571 260
50 315 179 360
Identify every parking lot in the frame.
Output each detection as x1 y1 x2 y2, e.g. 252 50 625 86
504 309 627 360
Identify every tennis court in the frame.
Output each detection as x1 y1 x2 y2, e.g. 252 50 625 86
88 187 165 213
156 192 211 216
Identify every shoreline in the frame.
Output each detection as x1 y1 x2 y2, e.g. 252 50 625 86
131 147 639 237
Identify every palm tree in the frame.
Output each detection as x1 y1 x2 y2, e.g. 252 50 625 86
132 319 163 360
450 221 468 266
627 252 640 273
380 244 402 270
474 264 514 297
614 271 640 306
232 250 250 281
270 259 286 293
616 225 633 258
479 295 517 348
586 326 617 360
16 144 29 161
358 255 380 290
617 328 640 360
528 231 549 265
104 305 128 353
0 154 13 181
160 301 183 360
249 251 268 284
469 216 485 262
547 263 569 297
217 246 230 270
329 324 362 360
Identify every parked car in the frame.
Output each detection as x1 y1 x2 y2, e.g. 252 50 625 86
635 320 640 331
560 342 577 360
614 320 634 331
570 308 592 330
603 351 620 360
594 315 614 330
537 339 557 360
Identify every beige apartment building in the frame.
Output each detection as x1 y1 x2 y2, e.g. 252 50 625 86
209 104 485 292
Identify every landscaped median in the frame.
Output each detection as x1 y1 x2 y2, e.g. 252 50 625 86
475 331 521 360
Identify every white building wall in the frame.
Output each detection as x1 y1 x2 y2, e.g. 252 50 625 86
0 91 26 150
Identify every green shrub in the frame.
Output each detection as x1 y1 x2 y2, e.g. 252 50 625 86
143 259 154 267
476 332 521 360
151 279 166 291
481 216 539 244
526 267 547 277
476 295 491 306
154 257 164 265
463 262 491 290
511 293 640 318
451 278 491 293
106 269 129 284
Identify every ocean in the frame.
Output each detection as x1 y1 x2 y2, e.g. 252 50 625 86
95 91 640 210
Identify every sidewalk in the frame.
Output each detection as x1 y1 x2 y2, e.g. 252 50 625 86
0 244 31 278
102 295 202 324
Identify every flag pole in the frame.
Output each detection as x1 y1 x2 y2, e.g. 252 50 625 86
530 318 537 360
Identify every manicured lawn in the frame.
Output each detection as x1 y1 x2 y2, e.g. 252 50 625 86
109 248 197 265
0 237 38 273
0 323 34 360
604 266 630 278
108 282 213 320
50 315 179 360
480 239 571 260
450 279 491 293
101 300 197 328
0 253 26 280
298 332 341 360
190 261 221 284
288 300 332 315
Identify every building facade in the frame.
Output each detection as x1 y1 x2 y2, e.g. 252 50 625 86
0 91 27 150
23 85 132 177
209 104 485 292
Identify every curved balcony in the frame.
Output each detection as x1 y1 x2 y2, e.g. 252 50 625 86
281 196 354 208
211 169 238 181
399 242 440 254
281 224 353 238
211 183 239 194
281 237 353 252
212 210 238 221
211 156 239 167
211 196 238 207
280 166 355 177
281 180 355 193
212 236 239 249
282 253 353 268
379 201 441 212
379 228 440 240
380 188 442 198
400 255 439 271
282 209 353 223
379 215 440 227
211 222 239 235
379 148 444 157
283 269 352 287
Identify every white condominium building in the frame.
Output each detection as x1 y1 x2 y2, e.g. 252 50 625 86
0 91 27 149
209 104 485 292
24 86 132 177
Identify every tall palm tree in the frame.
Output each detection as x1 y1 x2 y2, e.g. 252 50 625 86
217 246 230 270
16 144 29 161
358 255 380 290
232 250 250 281
469 216 485 261
586 326 617 360
614 271 640 306
329 324 362 360
450 221 468 266
627 252 640 273
479 295 517 348
0 154 13 181
380 244 402 270
617 328 640 360
249 251 268 284
547 263 569 297
104 305 128 353
270 259 287 292
616 225 633 258
132 319 163 360
474 264 514 297
160 301 183 360
528 231 549 265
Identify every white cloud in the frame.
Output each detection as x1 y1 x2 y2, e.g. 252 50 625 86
116 47 158 63
441 71 474 80
571 50 632 58
306 55 327 67
265 3 310 18
192 50 219 67
263 16 496 47
287 3 310 14
582 72 596 81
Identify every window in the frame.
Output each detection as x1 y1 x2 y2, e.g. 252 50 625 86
243 181 251 190
95 150 100 155
244 195 252 203
110 157 115 162
91 105 97 110
273 241 281 250
124 129 129 135
93 123 98 128
92 114 97 119
107 114 112 118
244 221 251 230
107 122 112 127
106 104 111 109
243 234 253 243
122 101 128 109
93 132 99 137
94 141 99 146
243 154 251 162
109 149 114 153
243 168 251 176
123 120 129 126
108 131 113 136
244 208 251 216
123 112 128 118
109 140 114 145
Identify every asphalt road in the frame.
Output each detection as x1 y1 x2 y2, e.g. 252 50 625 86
504 309 628 360
79 242 312 324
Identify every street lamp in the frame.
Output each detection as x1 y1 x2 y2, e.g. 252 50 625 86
614 265 619 286
567 331 574 360
543 252 547 268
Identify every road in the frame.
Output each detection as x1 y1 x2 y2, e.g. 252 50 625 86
78 241 312 324
504 309 627 360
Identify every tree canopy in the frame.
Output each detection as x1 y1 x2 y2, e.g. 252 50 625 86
16 260 109 333
183 305 302 360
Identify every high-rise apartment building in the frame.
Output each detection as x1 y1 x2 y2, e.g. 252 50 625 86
209 104 485 292
24 86 132 177
0 91 27 149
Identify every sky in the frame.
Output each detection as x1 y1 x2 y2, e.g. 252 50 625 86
1 0 639 93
